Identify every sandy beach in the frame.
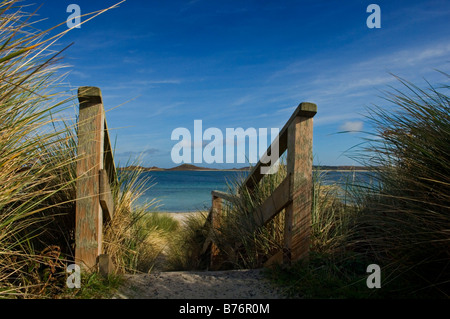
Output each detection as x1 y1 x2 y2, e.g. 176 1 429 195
161 211 207 225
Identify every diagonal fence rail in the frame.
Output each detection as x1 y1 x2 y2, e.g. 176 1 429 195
202 102 317 269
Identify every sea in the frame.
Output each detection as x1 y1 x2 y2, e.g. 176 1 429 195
131 170 375 212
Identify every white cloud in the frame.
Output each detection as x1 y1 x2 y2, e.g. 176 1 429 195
356 43 450 69
340 121 363 133
315 113 363 126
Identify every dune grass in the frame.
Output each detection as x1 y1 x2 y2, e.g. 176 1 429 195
166 212 209 271
103 166 180 274
168 74 449 298
0 0 167 298
269 74 450 298
347 74 450 297
209 167 287 269
0 0 79 297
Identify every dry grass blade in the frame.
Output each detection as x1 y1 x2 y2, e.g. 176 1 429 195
0 0 122 298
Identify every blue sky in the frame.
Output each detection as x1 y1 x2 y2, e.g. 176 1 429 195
39 0 450 168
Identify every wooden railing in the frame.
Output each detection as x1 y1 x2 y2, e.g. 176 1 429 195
202 102 317 269
75 86 117 275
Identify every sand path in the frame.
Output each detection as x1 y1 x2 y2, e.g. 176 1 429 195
115 269 284 299
114 212 286 299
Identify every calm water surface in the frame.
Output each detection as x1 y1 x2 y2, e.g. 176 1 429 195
129 170 374 212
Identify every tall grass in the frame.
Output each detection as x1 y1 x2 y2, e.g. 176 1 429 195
350 74 450 296
271 75 449 298
213 166 287 269
310 170 359 255
0 0 150 298
166 211 209 270
215 166 358 269
103 165 179 274
0 1 78 297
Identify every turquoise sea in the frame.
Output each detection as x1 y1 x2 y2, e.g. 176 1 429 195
132 170 374 212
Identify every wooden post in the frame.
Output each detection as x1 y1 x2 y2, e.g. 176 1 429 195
75 86 105 270
284 102 316 263
210 194 222 269
98 254 114 277
99 169 114 222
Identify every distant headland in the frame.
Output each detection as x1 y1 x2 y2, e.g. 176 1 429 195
118 164 370 172
117 164 249 172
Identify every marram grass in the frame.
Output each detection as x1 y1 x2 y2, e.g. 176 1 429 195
0 0 156 298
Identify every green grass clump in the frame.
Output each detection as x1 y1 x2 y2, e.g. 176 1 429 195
141 212 180 234
266 252 373 299
166 212 209 271
217 167 287 269
349 74 450 297
60 272 124 299
311 170 359 255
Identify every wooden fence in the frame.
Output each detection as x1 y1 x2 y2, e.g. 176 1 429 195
75 86 117 275
202 102 317 269
73 88 316 273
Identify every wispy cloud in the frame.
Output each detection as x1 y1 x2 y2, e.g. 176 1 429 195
339 121 363 133
314 113 364 127
356 43 450 70
146 101 185 118
98 79 183 92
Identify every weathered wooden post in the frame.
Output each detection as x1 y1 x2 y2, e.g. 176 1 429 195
284 102 317 263
75 86 105 270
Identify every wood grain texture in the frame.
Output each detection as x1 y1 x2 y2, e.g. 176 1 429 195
103 119 118 186
99 169 114 221
253 176 291 227
75 86 105 270
284 114 314 263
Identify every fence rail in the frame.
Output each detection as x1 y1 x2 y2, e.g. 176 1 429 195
73 88 316 273
202 102 317 269
75 86 116 275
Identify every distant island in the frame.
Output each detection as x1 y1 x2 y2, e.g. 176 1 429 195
118 164 370 172
118 164 251 172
